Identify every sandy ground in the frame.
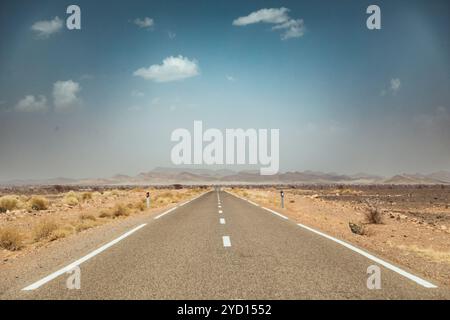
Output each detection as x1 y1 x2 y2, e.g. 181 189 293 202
227 186 450 288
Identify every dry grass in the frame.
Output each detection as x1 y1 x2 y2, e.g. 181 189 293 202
0 227 23 251
135 200 146 211
112 204 130 217
81 192 93 201
99 210 113 219
63 191 80 207
0 196 19 213
364 205 383 224
75 220 99 232
33 220 58 241
399 245 450 264
29 196 49 211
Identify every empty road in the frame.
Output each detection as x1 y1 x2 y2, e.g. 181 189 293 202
4 190 449 299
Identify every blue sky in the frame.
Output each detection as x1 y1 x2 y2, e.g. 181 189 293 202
0 0 449 180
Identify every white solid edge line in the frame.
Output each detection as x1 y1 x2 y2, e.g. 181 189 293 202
296 223 437 289
247 200 259 207
22 223 147 291
222 236 231 247
220 218 226 225
262 207 289 220
154 207 178 220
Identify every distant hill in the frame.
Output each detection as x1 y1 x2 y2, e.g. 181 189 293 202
1 168 449 186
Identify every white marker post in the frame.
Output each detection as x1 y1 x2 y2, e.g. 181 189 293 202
280 190 284 209
146 191 150 209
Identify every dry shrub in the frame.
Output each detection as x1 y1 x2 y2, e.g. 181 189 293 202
111 189 120 197
99 210 113 218
49 225 73 241
364 206 383 224
64 191 79 206
349 222 367 235
0 196 18 213
81 192 93 201
0 227 23 251
112 204 130 217
135 201 146 211
75 220 98 232
33 220 58 241
29 196 49 211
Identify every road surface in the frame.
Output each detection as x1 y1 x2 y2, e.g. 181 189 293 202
4 190 449 299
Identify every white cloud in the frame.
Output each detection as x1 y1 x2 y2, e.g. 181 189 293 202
168 31 176 39
31 16 63 38
381 78 401 96
53 80 81 111
133 55 199 83
390 78 401 93
233 8 290 26
233 8 304 40
272 19 305 40
226 75 236 81
133 17 154 29
131 90 145 97
15 95 48 112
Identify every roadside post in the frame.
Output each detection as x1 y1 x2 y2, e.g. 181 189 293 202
280 190 284 209
146 191 151 209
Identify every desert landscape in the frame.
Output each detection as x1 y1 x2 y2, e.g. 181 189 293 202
0 185 206 263
227 185 450 286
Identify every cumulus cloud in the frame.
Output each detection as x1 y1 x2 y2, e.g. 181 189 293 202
233 7 304 40
226 75 236 81
133 17 154 29
133 55 199 83
272 19 305 40
233 8 290 26
31 16 63 38
15 95 48 112
53 80 81 111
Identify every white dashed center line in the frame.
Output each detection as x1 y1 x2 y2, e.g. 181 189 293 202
222 236 231 247
220 218 226 225
219 210 223 214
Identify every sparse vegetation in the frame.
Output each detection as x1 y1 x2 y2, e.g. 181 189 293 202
364 203 383 224
82 192 93 201
79 213 96 221
111 203 130 217
0 227 23 251
64 191 80 207
29 196 49 211
33 220 58 241
0 196 18 213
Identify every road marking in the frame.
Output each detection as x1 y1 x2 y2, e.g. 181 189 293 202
247 200 259 206
262 207 289 220
154 207 178 220
219 210 223 214
220 218 226 224
222 236 231 247
218 205 222 208
296 223 437 288
22 223 147 291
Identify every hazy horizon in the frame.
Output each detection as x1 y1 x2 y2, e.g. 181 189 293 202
1 0 449 180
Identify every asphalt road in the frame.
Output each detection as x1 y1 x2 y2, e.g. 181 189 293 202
9 190 450 299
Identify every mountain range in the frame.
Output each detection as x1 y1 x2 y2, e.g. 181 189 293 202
2 167 450 186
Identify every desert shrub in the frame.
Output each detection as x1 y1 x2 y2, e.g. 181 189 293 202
0 196 18 213
64 191 79 206
364 206 383 224
112 204 130 217
29 196 49 211
75 220 98 232
33 220 58 241
99 210 112 218
111 189 120 197
135 201 146 211
0 227 23 251
81 192 93 201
